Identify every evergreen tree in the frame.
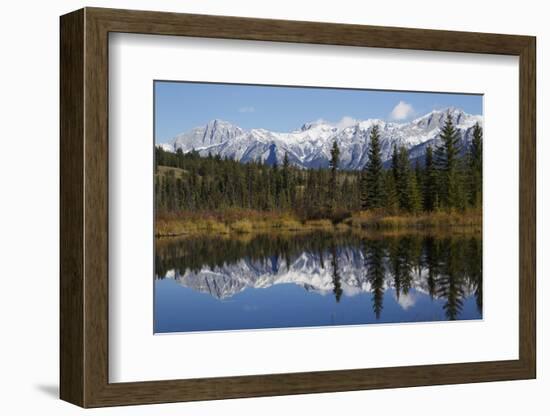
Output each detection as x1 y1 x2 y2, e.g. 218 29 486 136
329 141 340 210
359 170 368 210
423 146 438 211
407 173 422 214
435 113 464 210
175 148 184 168
282 152 291 208
468 122 483 208
363 125 384 209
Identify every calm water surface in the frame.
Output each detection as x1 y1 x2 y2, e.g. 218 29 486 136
154 232 482 333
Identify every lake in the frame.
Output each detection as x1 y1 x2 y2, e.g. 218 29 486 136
154 231 482 333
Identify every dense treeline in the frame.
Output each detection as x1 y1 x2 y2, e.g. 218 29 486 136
155 233 482 320
155 147 362 219
155 113 482 220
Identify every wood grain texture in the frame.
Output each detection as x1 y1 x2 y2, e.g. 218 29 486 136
518 38 537 376
83 10 110 406
59 8 84 407
88 7 532 54
59 7 537 408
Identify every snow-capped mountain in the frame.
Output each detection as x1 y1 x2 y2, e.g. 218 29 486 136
161 108 482 169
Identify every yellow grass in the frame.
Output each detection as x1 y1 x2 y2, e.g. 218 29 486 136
303 219 333 229
230 219 254 233
155 208 481 237
347 208 481 230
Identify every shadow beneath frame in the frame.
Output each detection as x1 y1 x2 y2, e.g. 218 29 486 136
35 384 59 399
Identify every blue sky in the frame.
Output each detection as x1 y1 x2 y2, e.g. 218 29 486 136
154 81 483 143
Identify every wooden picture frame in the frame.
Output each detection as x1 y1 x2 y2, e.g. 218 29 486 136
60 7 536 408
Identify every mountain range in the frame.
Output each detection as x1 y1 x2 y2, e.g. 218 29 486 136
159 107 482 170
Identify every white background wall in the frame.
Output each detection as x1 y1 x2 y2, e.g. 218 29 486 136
0 0 546 414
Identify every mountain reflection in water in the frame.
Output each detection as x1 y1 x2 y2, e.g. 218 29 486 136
154 232 482 333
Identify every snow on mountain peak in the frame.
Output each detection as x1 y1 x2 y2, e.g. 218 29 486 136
299 119 331 132
299 116 362 133
411 107 478 130
163 107 482 169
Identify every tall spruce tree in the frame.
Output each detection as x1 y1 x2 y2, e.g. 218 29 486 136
281 152 291 208
435 112 464 210
329 141 340 210
360 170 368 210
363 125 384 209
468 122 483 208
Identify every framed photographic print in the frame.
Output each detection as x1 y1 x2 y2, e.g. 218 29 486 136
60 7 536 408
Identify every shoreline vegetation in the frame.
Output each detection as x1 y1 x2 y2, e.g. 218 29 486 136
155 208 481 238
